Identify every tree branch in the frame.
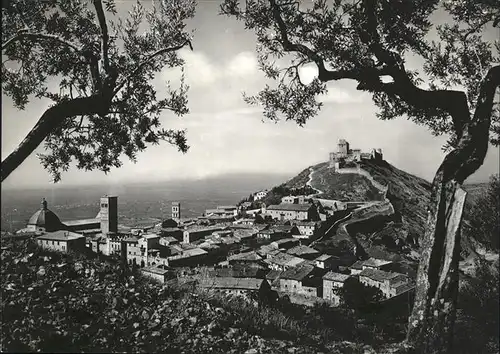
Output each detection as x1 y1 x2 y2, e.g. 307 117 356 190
1 96 106 182
360 0 471 136
2 30 81 52
112 40 193 96
92 0 110 73
269 0 364 82
472 65 500 124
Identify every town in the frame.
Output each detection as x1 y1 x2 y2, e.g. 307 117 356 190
15 139 415 308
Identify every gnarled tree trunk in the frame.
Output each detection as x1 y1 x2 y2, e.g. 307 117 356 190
406 173 467 353
407 65 499 353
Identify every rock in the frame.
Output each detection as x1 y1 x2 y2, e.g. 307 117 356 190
37 267 46 276
141 310 150 321
245 349 258 354
133 322 140 329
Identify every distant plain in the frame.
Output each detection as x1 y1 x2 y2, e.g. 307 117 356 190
1 173 289 232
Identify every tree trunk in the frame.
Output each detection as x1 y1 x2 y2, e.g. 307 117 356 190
1 96 104 182
406 174 467 353
406 65 499 353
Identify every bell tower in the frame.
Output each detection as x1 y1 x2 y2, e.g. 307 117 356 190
172 202 180 221
100 195 118 235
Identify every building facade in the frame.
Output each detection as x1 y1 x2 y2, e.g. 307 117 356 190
358 268 410 298
266 204 313 221
100 196 118 235
322 271 350 306
36 231 86 253
172 202 181 221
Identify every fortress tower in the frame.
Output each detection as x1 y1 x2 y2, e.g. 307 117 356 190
337 139 350 158
100 195 118 235
172 202 181 221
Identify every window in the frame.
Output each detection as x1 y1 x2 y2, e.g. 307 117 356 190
62 246 65 251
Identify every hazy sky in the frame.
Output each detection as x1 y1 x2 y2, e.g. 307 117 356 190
1 0 499 189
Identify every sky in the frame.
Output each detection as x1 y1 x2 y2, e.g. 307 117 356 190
1 0 499 189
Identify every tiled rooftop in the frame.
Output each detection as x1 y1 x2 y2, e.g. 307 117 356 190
350 260 365 270
359 268 407 283
37 230 84 241
168 248 207 260
141 265 170 275
198 277 264 290
323 271 350 282
267 204 312 212
287 245 319 256
265 269 283 281
280 264 315 281
315 254 334 261
62 218 100 226
228 251 262 262
268 252 305 268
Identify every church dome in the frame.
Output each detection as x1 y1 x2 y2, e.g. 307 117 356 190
161 218 178 228
27 198 63 232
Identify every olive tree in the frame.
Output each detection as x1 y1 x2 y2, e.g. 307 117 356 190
220 0 500 352
1 0 195 182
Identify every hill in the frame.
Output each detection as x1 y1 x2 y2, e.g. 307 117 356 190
264 158 494 263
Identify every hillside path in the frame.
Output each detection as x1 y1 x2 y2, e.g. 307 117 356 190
306 167 323 198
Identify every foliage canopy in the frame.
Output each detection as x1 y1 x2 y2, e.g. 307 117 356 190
221 0 500 150
2 0 195 182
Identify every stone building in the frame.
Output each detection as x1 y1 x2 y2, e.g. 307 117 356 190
99 195 118 235
36 230 86 253
358 268 411 298
349 258 393 275
322 271 350 306
286 245 320 260
315 254 339 270
254 190 268 201
25 196 119 236
279 264 321 297
27 199 64 232
140 265 173 284
266 252 305 271
292 221 319 238
171 202 181 221
266 204 314 221
270 238 300 251
168 247 208 267
329 139 383 169
281 195 306 204
182 226 225 244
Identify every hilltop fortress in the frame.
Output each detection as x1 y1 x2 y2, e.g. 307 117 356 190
329 139 383 170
